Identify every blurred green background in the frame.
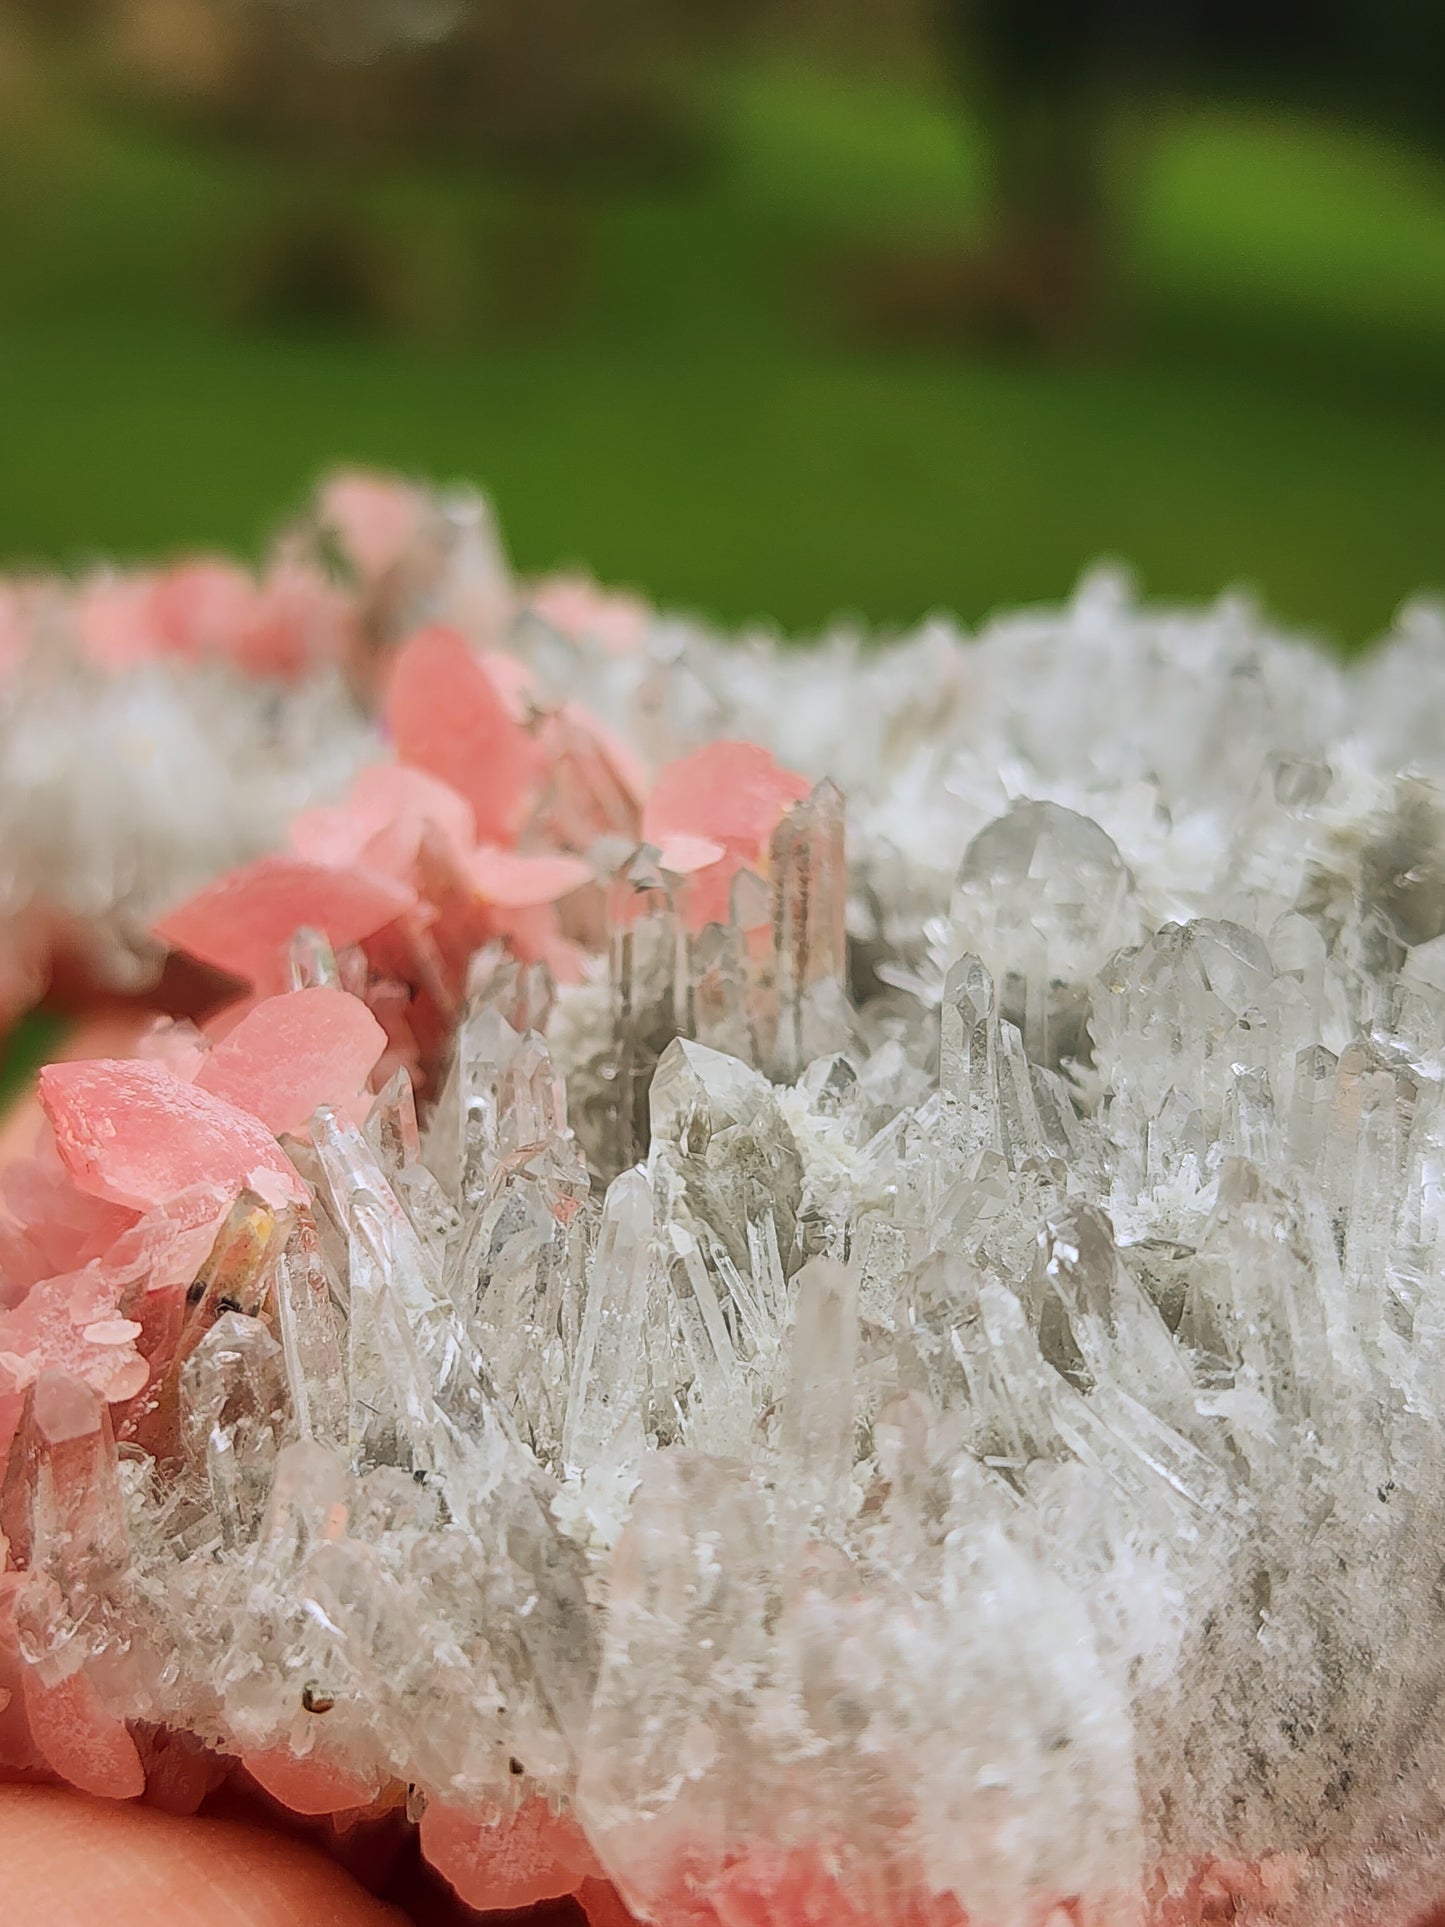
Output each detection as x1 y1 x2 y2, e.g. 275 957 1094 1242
0 0 1442 648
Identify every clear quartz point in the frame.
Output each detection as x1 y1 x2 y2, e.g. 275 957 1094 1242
563 1166 653 1498
272 1215 347 1448
288 926 341 991
769 779 850 1080
776 1257 858 1542
953 800 1135 1067
181 1311 289 1550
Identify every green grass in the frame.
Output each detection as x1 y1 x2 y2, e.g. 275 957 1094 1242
0 60 1443 650
0 1009 66 1104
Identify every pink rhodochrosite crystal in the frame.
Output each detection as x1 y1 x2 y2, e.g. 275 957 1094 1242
466 846 593 908
13 1637 147 1801
385 625 549 844
0 1271 149 1405
193 988 387 1137
642 741 812 928
644 740 813 857
9 479 1445 1927
240 1742 384 1818
38 1060 307 1212
153 856 417 995
73 553 356 684
289 763 479 879
419 1797 604 1914
526 574 651 657
317 469 432 587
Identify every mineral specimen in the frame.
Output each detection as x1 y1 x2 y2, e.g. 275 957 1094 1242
3 491 1445 1925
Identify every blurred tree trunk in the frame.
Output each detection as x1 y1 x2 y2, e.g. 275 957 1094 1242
933 0 1120 347
12 0 768 339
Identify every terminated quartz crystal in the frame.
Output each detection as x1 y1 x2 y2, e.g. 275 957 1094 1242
8 501 1445 1924
952 799 1137 1070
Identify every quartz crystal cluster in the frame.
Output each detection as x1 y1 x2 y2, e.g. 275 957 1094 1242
4 481 1445 1927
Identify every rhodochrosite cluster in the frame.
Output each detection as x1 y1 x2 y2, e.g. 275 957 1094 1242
0 469 648 1029
5 479 1445 1927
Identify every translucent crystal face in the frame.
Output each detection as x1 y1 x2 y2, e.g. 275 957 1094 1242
8 512 1445 1925
953 799 1134 978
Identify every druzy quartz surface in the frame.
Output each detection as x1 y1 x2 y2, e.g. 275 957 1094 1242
3 477 1445 1925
